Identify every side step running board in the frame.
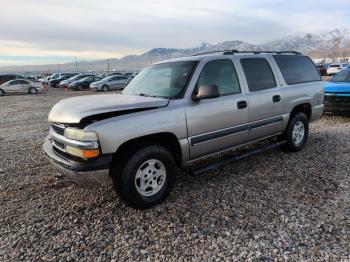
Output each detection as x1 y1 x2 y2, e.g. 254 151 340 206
189 140 286 176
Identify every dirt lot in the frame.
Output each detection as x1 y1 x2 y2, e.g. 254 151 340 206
0 89 349 261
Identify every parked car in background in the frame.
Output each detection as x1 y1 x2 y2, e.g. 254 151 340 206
327 63 349 76
98 73 108 78
317 63 330 76
26 75 42 82
0 74 26 85
0 79 43 96
44 50 324 209
43 72 75 85
49 73 78 88
90 75 129 92
324 68 350 112
69 76 102 91
59 74 95 88
123 72 134 78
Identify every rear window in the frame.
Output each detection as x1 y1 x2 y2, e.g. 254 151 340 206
330 64 340 68
240 58 276 92
273 55 321 85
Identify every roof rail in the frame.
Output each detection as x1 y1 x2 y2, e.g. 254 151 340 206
191 50 233 56
225 50 302 55
192 49 301 56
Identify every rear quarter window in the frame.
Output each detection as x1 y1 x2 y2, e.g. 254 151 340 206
273 55 321 85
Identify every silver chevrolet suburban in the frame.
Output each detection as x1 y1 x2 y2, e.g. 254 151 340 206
43 50 324 209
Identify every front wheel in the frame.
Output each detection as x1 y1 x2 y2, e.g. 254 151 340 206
29 87 38 94
282 112 309 152
112 145 177 209
0 89 4 96
101 85 109 92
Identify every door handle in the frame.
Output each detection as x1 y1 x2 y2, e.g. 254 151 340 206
237 100 247 109
272 95 281 103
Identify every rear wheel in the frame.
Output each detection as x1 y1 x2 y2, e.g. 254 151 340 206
111 145 177 209
29 87 38 94
102 85 109 92
0 89 4 96
282 112 309 152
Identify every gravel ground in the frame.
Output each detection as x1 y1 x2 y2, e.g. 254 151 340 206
0 89 349 261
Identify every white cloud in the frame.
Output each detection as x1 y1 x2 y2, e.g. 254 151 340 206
0 0 349 65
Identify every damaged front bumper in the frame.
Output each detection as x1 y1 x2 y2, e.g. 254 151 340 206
43 136 113 187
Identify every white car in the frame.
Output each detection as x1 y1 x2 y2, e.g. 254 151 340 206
327 63 349 75
0 79 43 96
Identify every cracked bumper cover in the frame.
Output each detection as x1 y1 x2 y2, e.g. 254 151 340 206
43 136 112 187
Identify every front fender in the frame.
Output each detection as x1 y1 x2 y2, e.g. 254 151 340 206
85 106 188 155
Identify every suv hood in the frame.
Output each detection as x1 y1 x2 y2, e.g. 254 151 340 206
325 82 350 93
48 94 169 124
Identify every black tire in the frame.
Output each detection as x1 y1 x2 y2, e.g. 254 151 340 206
102 85 109 92
29 87 38 94
0 89 4 96
282 112 309 152
111 145 177 209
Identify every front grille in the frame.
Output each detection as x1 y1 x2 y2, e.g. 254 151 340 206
52 123 65 136
324 96 350 110
52 139 65 150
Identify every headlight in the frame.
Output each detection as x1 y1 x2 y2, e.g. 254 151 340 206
65 146 100 159
64 128 98 141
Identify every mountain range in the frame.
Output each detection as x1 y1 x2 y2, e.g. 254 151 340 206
2 28 350 73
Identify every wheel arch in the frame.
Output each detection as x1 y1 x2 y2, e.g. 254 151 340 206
111 132 183 169
290 103 311 120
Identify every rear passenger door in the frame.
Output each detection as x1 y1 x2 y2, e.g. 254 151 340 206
19 80 31 91
239 57 284 141
186 59 249 159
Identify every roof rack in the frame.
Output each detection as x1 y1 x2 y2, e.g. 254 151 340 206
192 49 302 56
191 50 233 56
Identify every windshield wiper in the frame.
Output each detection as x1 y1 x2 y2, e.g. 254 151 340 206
138 93 159 98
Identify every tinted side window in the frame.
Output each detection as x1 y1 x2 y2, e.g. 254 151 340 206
273 55 321 85
19 80 29 84
196 59 241 96
240 58 276 92
10 80 21 85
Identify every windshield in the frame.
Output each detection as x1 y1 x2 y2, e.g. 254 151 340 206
331 70 350 82
51 73 59 79
66 74 86 81
66 75 80 81
123 61 198 98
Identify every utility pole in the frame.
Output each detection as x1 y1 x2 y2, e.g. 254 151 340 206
75 56 79 72
107 59 110 71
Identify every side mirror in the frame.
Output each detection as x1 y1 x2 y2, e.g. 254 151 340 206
192 85 220 101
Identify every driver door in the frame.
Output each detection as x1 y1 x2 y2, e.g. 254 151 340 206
109 76 119 89
186 59 249 160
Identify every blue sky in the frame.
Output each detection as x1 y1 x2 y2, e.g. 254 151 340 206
0 0 349 66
